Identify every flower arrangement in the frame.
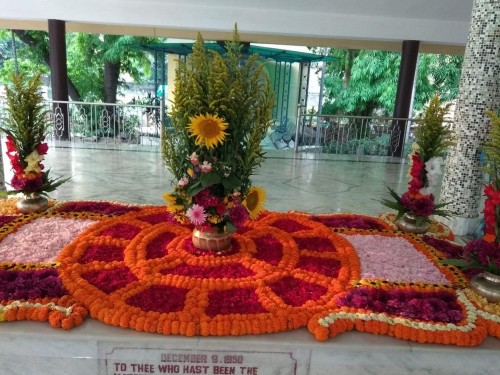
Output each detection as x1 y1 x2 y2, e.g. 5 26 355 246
381 95 455 225
1 73 69 197
162 28 273 232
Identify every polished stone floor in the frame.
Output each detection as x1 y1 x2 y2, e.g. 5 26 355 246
20 145 413 216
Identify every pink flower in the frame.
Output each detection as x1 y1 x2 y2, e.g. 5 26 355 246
186 204 207 226
178 177 189 186
189 152 199 166
200 161 212 173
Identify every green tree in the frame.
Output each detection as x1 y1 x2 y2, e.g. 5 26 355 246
319 48 463 116
0 29 157 103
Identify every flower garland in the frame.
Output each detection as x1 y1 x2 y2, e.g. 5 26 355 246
57 209 359 336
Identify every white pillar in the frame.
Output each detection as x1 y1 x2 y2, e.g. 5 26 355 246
440 0 500 235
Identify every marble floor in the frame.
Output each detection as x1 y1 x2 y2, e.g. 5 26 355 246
2 145 499 375
26 144 412 215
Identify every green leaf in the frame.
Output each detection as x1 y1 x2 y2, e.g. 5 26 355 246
199 172 221 187
187 181 204 197
221 175 242 191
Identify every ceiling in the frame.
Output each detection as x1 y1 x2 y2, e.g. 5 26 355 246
0 0 475 54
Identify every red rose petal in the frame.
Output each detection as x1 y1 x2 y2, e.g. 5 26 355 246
146 231 177 259
296 256 341 277
161 263 255 279
270 219 310 232
136 212 175 225
82 266 137 294
206 288 267 317
100 223 141 240
269 276 327 307
293 236 336 253
253 235 283 265
126 285 188 313
80 243 125 263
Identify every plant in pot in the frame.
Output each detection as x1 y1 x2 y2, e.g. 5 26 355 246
162 28 274 253
381 95 455 233
0 73 69 213
442 111 500 303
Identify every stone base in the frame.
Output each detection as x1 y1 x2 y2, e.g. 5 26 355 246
440 215 482 237
1 320 500 375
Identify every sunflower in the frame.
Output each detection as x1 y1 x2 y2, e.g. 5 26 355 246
244 186 266 219
188 114 228 149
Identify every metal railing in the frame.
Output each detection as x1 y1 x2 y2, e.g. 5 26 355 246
0 99 165 147
266 114 454 159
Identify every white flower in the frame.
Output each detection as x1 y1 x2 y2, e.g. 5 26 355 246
425 157 442 177
24 150 44 173
178 177 189 186
200 161 212 173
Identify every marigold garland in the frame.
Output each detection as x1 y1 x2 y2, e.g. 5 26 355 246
57 210 360 336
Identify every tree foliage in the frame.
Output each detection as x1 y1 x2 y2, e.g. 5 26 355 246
318 48 463 116
0 29 157 103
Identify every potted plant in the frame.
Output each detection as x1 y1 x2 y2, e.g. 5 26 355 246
381 95 455 233
1 73 69 213
162 28 274 253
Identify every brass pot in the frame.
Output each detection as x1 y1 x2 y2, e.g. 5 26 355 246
395 213 430 234
192 227 232 254
470 271 500 303
16 192 49 214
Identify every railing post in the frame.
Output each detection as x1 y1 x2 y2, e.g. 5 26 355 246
160 99 165 146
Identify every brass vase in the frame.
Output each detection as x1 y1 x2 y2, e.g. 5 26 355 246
192 227 232 254
16 192 49 214
470 271 500 303
395 213 430 234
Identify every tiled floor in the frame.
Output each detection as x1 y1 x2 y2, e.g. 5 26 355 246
26 144 412 216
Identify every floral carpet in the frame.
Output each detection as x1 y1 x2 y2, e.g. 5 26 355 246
1 200 499 346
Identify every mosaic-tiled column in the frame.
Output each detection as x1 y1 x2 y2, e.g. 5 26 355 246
440 0 500 235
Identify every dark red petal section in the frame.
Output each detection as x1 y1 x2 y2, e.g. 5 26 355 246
82 266 137 294
270 219 310 233
126 285 188 313
297 256 341 277
56 201 140 215
146 231 177 259
206 288 267 317
269 276 327 307
336 287 463 323
100 223 141 240
253 235 283 266
80 243 125 263
0 268 66 300
136 212 175 225
293 236 336 253
312 215 385 230
161 263 255 279
0 215 18 226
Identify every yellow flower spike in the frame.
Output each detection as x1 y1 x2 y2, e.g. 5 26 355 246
188 114 228 149
163 193 176 205
187 168 194 177
244 186 266 219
